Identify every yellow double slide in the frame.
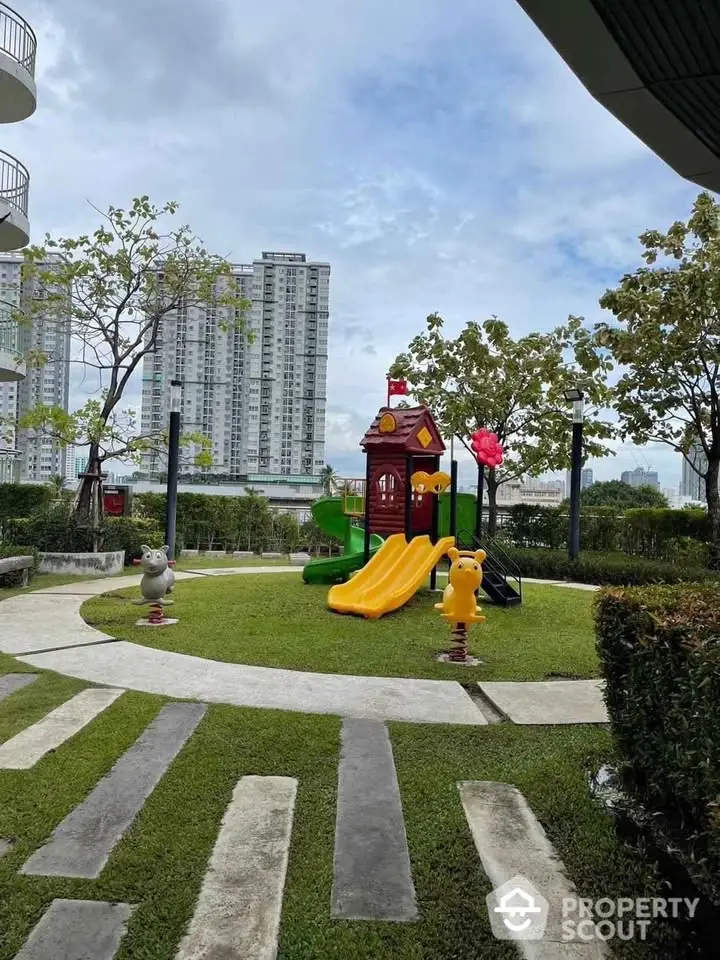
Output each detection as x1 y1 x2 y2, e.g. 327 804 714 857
327 533 455 619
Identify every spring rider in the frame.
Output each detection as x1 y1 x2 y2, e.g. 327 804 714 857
133 545 178 626
435 547 486 665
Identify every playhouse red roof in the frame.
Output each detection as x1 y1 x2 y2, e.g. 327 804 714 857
360 405 445 454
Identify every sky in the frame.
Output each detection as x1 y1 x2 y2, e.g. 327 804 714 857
4 0 702 492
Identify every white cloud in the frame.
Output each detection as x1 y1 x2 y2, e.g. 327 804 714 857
5 0 706 492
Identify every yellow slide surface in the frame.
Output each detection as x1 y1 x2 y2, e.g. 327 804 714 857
328 534 455 619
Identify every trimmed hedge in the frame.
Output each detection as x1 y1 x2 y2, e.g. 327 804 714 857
595 584 720 882
502 503 711 561
0 484 52 525
0 543 39 586
4 511 162 564
134 491 295 552
620 507 710 563
501 546 718 586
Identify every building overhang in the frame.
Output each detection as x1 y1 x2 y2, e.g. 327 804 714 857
516 0 720 192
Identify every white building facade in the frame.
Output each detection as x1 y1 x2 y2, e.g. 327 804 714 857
680 441 707 501
496 478 565 507
140 251 329 481
0 253 71 481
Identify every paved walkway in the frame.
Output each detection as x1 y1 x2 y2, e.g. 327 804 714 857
0 569 606 725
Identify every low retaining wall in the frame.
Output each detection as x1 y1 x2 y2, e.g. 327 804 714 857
38 550 126 577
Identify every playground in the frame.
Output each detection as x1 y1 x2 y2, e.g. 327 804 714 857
82 574 599 681
0 403 681 959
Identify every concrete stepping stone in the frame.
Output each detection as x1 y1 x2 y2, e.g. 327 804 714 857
477 680 608 725
13 899 134 960
0 688 124 770
331 718 417 922
175 775 297 960
0 674 38 702
22 702 207 879
459 781 608 956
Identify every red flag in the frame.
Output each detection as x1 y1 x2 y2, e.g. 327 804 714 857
387 379 408 397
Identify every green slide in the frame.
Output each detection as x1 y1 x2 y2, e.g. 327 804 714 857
302 498 385 585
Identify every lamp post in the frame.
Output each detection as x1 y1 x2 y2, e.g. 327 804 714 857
564 387 584 561
165 379 182 561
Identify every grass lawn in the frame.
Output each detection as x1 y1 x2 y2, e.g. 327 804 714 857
0 676 685 960
82 574 599 681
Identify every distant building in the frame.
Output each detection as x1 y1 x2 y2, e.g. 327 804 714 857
620 466 659 489
496 478 564 507
680 441 707 500
581 468 593 490
0 253 71 482
126 476 322 521
140 251 329 481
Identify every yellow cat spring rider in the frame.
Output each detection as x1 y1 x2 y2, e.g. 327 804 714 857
435 546 487 664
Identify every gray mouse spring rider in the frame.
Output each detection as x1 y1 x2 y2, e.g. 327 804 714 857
133 545 178 626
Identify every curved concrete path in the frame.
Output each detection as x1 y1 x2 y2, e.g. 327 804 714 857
0 568 605 725
0 571 484 725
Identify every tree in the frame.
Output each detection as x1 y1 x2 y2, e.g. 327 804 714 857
11 196 249 550
595 191 720 567
46 474 69 499
575 480 668 510
390 314 615 534
320 463 337 497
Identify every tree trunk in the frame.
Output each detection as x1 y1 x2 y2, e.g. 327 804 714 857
486 471 499 538
706 457 720 570
73 444 105 553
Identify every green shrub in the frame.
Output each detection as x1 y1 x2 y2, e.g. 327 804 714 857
4 509 161 564
134 491 284 552
0 484 52 526
595 584 720 878
0 543 39 586
103 517 163 563
4 507 93 553
620 507 710 560
501 504 711 561
501 546 717 586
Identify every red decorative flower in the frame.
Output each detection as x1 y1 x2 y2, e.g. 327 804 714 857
470 428 504 468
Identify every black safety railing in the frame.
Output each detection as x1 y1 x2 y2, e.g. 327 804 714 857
456 527 522 602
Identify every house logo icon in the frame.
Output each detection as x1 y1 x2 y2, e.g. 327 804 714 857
486 875 549 940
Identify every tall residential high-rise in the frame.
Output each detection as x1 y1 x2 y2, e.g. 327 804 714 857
620 466 660 489
141 252 329 479
680 441 707 500
581 467 593 490
0 253 71 481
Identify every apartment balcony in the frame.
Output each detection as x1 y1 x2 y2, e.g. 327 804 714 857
0 2 37 122
0 149 29 250
0 303 25 381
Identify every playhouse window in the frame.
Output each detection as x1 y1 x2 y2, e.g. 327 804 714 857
376 470 401 508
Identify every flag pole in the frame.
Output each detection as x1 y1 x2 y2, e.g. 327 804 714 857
386 375 390 408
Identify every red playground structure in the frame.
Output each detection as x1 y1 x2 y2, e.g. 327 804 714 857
360 405 445 560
